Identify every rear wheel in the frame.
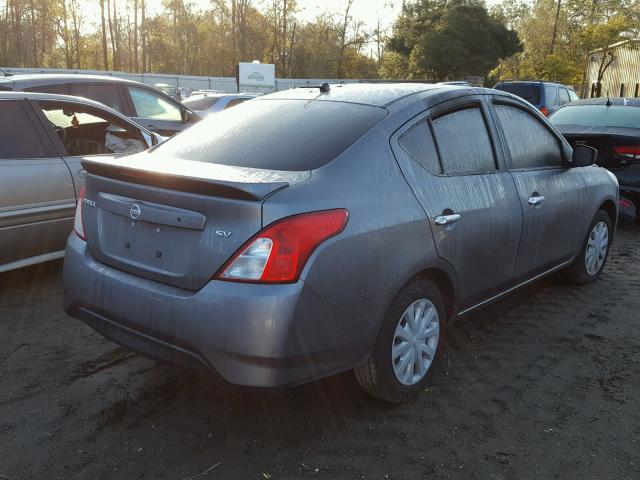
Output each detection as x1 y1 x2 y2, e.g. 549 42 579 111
355 278 445 403
560 209 612 284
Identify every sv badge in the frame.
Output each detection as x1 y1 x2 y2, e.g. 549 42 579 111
216 230 232 238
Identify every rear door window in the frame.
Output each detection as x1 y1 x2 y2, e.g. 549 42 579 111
127 86 183 121
545 85 558 106
71 83 124 112
568 90 580 102
0 100 52 158
431 107 496 174
398 121 442 174
495 104 562 169
558 88 570 105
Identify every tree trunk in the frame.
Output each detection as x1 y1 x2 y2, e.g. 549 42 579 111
107 0 117 70
141 0 146 72
133 0 138 72
28 0 38 66
549 0 561 55
60 0 72 68
100 0 109 70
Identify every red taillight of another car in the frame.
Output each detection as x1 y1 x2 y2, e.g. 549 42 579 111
620 197 633 208
74 187 86 240
216 209 349 284
613 145 640 161
539 106 549 117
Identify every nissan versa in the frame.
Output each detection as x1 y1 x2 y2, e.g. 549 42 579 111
63 83 619 403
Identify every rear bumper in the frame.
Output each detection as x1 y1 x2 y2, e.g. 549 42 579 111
63 234 372 387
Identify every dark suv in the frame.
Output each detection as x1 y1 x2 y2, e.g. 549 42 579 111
494 81 579 117
0 74 200 136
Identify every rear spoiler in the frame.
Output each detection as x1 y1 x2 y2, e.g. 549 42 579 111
81 157 306 201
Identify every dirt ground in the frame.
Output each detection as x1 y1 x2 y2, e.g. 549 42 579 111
1 225 639 480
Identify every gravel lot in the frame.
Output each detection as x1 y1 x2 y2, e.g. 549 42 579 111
1 225 639 480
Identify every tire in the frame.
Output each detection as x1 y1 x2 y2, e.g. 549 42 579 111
355 277 445 403
560 209 612 284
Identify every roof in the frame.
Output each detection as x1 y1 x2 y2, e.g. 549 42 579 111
2 73 145 88
495 80 572 88
259 83 447 107
188 92 258 99
589 38 640 55
564 97 640 107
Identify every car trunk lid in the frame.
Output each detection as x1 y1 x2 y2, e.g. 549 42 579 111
558 126 640 171
80 154 310 290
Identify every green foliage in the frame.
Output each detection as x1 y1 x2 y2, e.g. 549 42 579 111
385 0 522 81
491 0 639 89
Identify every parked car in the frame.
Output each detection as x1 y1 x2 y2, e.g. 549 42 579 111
182 92 258 116
154 83 181 101
550 97 639 217
0 91 162 274
63 83 618 403
494 80 579 116
0 74 200 136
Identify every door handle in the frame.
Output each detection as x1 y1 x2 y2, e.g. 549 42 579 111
434 213 461 225
528 195 545 206
78 168 87 178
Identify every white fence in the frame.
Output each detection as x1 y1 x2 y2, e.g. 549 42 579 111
0 67 363 93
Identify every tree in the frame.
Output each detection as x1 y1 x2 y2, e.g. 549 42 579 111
388 0 522 81
100 0 109 69
581 14 634 94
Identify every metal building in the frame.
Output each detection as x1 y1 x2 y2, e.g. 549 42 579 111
586 39 640 98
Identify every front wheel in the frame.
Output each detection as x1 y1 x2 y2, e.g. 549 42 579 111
355 278 445 403
560 209 612 284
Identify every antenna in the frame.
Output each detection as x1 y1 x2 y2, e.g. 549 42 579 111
605 90 612 106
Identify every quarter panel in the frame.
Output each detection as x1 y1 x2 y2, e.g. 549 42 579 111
264 127 441 302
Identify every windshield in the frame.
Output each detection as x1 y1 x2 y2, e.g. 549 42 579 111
550 105 640 129
495 83 541 104
154 98 387 171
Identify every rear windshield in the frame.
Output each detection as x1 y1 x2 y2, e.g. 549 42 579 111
154 99 387 171
550 105 640 129
495 84 541 104
182 95 221 111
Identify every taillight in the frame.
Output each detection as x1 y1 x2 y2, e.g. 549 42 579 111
539 106 549 117
620 197 633 208
216 209 349 283
74 187 86 240
613 145 640 160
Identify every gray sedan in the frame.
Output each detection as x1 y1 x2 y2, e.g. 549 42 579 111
0 91 161 273
63 84 618 402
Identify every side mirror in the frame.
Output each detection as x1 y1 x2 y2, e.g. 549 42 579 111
570 144 597 167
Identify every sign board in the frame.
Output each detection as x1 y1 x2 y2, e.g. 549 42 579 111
238 62 276 93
